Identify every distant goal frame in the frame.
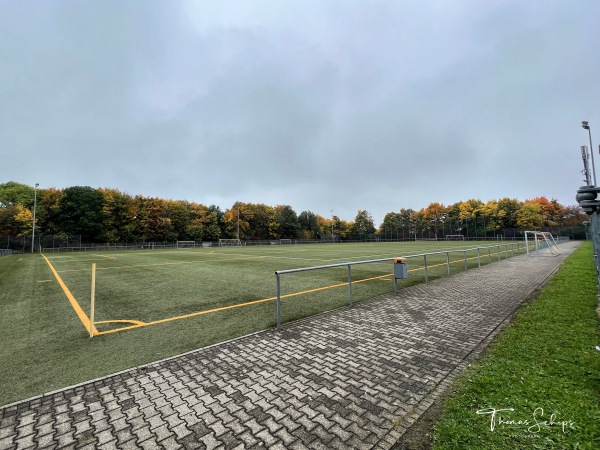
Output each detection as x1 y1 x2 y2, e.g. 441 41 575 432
176 241 196 249
524 231 560 256
219 239 243 247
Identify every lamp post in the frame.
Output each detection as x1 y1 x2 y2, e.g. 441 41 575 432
582 121 597 186
331 210 334 241
31 183 39 254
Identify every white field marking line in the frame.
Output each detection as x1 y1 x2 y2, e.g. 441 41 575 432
45 257 113 264
37 280 53 283
53 254 271 273
93 254 117 259
225 254 338 263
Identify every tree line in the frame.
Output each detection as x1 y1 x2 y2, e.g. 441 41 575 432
0 181 587 244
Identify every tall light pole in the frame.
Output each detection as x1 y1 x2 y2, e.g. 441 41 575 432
331 210 334 240
237 206 240 241
31 183 39 254
582 121 597 186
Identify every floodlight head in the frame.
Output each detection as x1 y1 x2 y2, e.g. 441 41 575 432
582 121 590 130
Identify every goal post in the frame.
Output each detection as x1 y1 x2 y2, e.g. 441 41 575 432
219 238 242 247
176 241 196 249
524 231 560 256
445 235 465 241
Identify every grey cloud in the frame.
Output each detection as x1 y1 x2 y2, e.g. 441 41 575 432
2 0 599 224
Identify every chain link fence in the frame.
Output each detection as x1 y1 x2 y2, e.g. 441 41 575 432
0 225 587 254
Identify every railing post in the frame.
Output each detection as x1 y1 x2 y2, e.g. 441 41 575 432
276 273 281 329
348 264 353 307
463 250 468 271
477 248 481 268
424 254 428 282
446 252 450 275
488 248 491 264
497 245 501 261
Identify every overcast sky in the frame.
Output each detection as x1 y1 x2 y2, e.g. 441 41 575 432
2 0 600 225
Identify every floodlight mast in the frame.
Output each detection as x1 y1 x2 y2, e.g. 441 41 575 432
582 146 592 185
331 210 334 240
31 183 39 254
582 121 597 186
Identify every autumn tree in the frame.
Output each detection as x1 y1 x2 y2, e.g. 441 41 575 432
274 205 300 239
0 205 32 236
350 210 375 239
423 202 448 237
204 205 224 241
561 205 587 226
57 186 106 242
100 188 135 243
515 202 544 230
496 198 521 229
0 181 35 208
38 187 64 235
526 197 562 226
379 212 401 239
298 211 321 239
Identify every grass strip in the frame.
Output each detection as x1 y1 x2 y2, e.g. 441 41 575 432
432 242 600 449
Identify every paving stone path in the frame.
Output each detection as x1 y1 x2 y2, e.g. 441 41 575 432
0 241 579 450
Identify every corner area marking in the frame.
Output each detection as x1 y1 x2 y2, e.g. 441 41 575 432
41 254 98 335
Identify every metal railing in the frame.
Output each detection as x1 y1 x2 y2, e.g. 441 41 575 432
274 242 528 328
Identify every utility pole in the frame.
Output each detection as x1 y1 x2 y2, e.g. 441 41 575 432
331 210 334 241
31 183 39 254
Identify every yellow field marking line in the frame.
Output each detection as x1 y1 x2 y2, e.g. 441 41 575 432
41 254 98 335
95 319 146 326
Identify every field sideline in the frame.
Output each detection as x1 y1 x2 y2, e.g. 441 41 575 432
1 240 519 406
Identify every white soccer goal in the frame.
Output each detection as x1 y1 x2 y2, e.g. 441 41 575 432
445 235 465 241
219 239 242 247
524 231 560 256
176 241 196 249
279 239 293 245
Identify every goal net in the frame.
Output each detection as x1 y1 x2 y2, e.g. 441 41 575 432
445 235 465 241
219 239 242 247
279 239 293 245
524 231 560 256
176 241 196 249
